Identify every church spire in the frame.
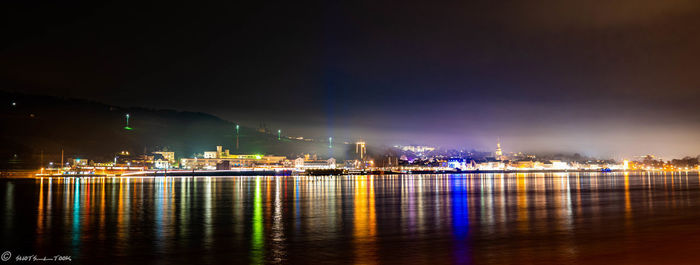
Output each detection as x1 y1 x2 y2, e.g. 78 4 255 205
495 137 503 160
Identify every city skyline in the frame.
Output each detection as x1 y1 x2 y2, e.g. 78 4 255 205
5 90 698 160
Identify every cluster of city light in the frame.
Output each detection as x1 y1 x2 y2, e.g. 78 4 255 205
34 139 699 178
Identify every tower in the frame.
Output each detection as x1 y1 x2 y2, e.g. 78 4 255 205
124 113 132 130
356 141 366 160
495 138 504 161
235 124 239 151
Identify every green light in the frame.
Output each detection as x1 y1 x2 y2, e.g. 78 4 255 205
235 124 240 150
277 129 281 140
124 113 131 130
329 137 333 148
251 177 263 264
255 155 261 159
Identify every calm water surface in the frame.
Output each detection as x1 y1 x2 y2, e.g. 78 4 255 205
2 172 700 264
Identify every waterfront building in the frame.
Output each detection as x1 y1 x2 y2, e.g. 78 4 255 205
512 160 537 169
154 157 170 169
293 157 336 169
180 155 287 169
72 158 88 167
548 160 569 169
447 158 466 170
180 145 286 169
477 161 506 170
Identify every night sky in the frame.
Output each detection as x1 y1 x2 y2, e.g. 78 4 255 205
2 1 699 158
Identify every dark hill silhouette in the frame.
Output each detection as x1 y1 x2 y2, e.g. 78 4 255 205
1 91 349 169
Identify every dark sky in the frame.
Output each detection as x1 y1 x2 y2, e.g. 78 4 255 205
2 1 699 158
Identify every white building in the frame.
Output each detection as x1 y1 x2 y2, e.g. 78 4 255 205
397 145 436 153
294 157 337 169
154 158 170 169
477 161 506 170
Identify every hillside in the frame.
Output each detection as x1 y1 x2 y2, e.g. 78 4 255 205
1 91 351 169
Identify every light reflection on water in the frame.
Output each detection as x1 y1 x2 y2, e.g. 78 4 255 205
2 172 700 264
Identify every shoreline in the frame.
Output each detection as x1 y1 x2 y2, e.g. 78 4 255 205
2 169 699 178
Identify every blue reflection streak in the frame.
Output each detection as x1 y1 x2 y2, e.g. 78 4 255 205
295 178 300 232
450 175 470 264
155 178 164 249
451 176 469 237
72 179 81 252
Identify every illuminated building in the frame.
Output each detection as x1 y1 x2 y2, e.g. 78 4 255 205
477 161 506 170
154 157 170 169
548 160 569 170
356 141 367 160
72 158 88 167
447 158 466 170
513 160 536 169
293 157 336 169
180 146 286 169
494 139 505 161
397 145 436 153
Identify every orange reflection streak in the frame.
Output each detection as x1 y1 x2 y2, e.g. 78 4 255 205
85 178 91 229
46 178 52 230
516 173 529 233
100 178 106 240
64 178 70 213
267 178 272 232
170 178 176 243
369 177 376 236
624 172 632 226
36 178 44 246
117 177 125 253
353 176 377 264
